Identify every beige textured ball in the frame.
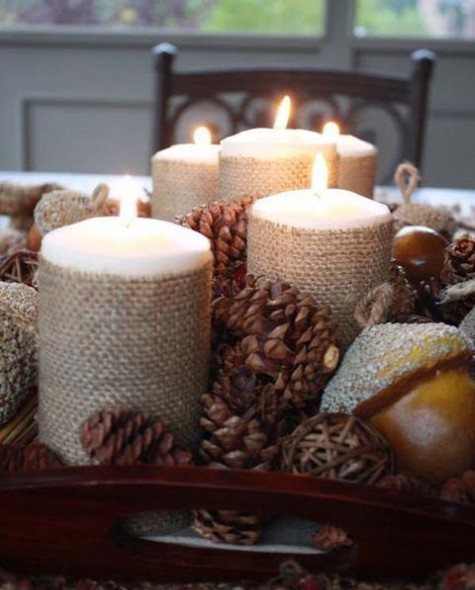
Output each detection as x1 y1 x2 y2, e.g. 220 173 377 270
393 202 457 239
34 184 110 236
0 282 38 425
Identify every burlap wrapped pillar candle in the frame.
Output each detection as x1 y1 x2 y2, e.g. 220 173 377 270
38 216 213 464
152 127 220 221
218 129 338 202
323 122 377 198
247 157 393 348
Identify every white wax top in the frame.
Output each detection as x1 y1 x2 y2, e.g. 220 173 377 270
220 128 336 159
152 144 220 164
334 135 376 157
42 217 212 277
251 189 391 230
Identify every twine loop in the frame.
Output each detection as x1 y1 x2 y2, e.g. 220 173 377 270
354 282 394 328
395 162 420 204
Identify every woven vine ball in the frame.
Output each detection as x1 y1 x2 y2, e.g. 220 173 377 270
321 323 475 483
34 183 111 236
0 281 38 426
281 413 393 484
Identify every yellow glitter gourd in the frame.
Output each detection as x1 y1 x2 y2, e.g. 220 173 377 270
321 323 475 483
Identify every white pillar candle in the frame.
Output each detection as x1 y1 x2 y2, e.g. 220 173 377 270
323 122 377 198
38 181 213 469
152 126 220 221
247 155 393 347
218 96 338 202
41 216 211 276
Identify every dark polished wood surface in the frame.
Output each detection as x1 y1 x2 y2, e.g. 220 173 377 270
0 465 473 582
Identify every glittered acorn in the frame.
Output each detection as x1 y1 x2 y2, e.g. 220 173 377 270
0 281 38 426
321 323 475 483
34 183 111 236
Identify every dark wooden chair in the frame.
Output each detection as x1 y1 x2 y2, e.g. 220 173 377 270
151 42 436 182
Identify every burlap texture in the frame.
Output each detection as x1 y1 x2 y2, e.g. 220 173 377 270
37 257 212 463
217 153 339 202
247 214 394 348
337 153 377 199
152 158 218 221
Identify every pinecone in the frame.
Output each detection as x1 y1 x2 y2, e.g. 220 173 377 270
441 236 475 285
440 470 475 504
281 413 394 485
312 525 353 552
192 508 262 546
179 195 256 297
194 383 279 546
439 236 475 323
213 276 340 409
0 442 63 473
80 405 192 466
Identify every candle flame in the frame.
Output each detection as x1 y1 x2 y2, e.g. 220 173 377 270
273 95 291 130
312 154 328 194
114 175 140 228
322 121 340 138
193 126 212 145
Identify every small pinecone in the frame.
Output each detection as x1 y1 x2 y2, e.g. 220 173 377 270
213 276 340 409
440 470 475 504
389 263 417 321
193 508 262 546
0 250 38 288
0 442 63 473
194 386 279 546
179 195 256 292
281 413 394 485
439 236 475 323
312 525 354 552
441 236 475 285
80 405 192 466
377 473 436 497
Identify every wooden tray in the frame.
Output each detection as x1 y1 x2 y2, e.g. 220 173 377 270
0 464 474 582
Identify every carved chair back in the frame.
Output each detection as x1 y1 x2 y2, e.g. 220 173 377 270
152 43 435 182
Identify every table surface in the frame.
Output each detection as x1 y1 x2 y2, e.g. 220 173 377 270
1 170 475 216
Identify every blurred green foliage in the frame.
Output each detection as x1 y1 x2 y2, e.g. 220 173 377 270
0 0 463 38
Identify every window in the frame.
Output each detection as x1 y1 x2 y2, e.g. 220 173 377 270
0 0 325 36
355 0 475 39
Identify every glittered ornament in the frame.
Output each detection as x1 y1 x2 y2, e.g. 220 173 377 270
0 281 38 426
34 183 111 236
281 413 393 485
321 323 475 483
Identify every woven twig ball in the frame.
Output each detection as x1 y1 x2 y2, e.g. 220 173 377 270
281 413 394 485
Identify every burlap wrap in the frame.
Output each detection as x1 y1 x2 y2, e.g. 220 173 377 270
37 257 212 463
218 153 339 202
152 158 218 221
337 153 377 198
247 214 394 348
